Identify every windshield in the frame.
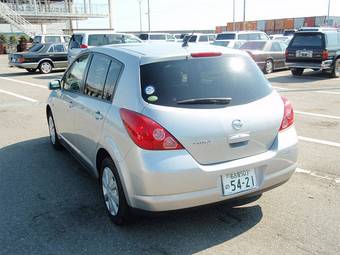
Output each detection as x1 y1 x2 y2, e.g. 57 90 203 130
183 35 197 42
28 44 44 52
216 34 236 40
212 41 230 47
149 34 167 40
140 55 272 108
240 41 267 50
290 33 324 48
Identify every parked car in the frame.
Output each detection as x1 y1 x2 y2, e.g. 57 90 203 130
139 33 176 42
67 32 142 64
33 34 70 44
46 43 297 225
211 39 245 49
285 27 340 77
216 31 270 41
240 40 288 74
8 43 68 74
182 33 216 44
283 29 297 37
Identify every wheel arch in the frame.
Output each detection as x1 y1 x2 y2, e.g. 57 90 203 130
38 58 54 68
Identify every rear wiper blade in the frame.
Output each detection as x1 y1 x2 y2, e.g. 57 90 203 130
177 97 232 105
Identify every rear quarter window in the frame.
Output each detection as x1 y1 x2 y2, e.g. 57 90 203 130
140 55 272 108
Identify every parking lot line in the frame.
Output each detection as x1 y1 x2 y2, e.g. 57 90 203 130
274 86 340 95
298 136 340 148
296 168 340 184
0 88 38 103
0 76 47 90
295 111 340 120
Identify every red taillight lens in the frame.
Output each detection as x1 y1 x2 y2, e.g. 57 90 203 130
322 50 329 60
285 50 288 59
17 57 24 63
120 109 184 150
279 96 294 131
191 52 222 58
80 44 88 49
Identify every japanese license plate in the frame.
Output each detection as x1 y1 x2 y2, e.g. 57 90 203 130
221 169 257 196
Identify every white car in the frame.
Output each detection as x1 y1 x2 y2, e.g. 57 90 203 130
139 33 177 42
67 32 142 64
183 34 216 44
33 34 70 44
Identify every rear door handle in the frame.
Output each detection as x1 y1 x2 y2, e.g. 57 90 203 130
228 133 250 144
95 111 103 120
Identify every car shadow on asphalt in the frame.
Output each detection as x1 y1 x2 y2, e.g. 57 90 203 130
0 69 64 78
267 71 336 84
0 137 263 254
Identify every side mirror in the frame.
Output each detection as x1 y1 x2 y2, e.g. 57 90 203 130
48 79 61 90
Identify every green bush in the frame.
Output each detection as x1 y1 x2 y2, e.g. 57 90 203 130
0 34 8 44
9 35 17 45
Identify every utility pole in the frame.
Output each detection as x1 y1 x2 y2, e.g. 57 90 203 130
233 0 235 31
138 0 143 32
147 0 151 32
243 0 246 30
327 0 331 26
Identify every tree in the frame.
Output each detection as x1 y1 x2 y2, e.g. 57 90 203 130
0 34 8 45
9 35 17 45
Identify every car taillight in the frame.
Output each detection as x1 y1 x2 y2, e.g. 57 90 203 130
80 44 88 49
191 52 222 58
322 50 329 60
279 96 294 131
17 57 24 63
120 108 184 150
285 50 288 59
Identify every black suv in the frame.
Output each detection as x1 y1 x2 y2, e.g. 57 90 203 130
285 27 340 78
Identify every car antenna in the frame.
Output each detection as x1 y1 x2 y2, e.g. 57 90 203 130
182 31 194 47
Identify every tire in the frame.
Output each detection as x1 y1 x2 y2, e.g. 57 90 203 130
330 58 340 78
100 157 131 225
26 68 36 73
263 59 273 74
47 111 63 150
291 68 304 76
39 61 53 74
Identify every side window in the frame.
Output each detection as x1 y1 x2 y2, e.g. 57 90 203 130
69 35 83 49
53 44 65 53
45 36 61 43
48 46 54 53
84 54 111 99
248 33 259 40
259 33 269 40
208 35 216 41
271 42 282 52
238 34 248 40
63 54 90 92
279 42 288 50
199 35 208 42
103 59 123 101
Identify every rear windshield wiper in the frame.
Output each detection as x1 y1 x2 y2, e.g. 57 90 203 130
177 97 232 105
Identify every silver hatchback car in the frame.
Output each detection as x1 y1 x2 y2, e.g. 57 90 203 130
47 43 298 225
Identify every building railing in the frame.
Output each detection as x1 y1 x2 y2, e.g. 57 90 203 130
0 2 108 16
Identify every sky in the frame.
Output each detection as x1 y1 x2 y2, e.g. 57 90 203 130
77 0 340 31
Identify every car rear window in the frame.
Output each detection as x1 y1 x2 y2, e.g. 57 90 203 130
216 34 236 40
29 44 44 52
290 33 324 48
69 34 83 49
240 41 266 50
140 55 272 108
45 36 61 43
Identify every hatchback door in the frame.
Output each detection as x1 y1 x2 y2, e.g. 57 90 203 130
73 53 123 166
286 32 326 63
140 54 282 165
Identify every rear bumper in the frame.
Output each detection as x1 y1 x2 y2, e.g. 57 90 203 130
9 62 38 69
286 60 333 70
120 127 298 212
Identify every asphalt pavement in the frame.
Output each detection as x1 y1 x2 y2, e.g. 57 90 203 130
0 55 339 255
